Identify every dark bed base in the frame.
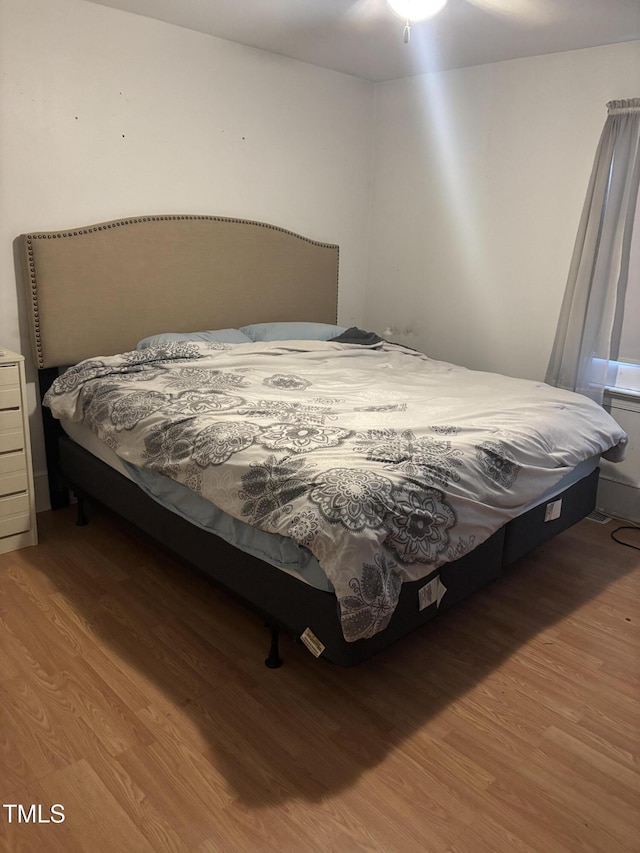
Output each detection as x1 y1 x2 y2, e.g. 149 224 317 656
55 434 599 666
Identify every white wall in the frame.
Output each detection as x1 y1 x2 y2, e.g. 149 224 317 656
0 0 375 506
365 41 640 381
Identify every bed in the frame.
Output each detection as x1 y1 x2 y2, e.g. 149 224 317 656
19 214 628 666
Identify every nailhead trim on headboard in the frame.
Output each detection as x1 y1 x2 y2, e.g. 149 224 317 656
25 238 43 367
25 214 339 247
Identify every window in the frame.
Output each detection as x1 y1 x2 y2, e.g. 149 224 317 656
546 99 640 405
610 184 640 395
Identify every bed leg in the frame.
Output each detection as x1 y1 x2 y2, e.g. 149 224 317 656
75 495 88 527
264 624 282 669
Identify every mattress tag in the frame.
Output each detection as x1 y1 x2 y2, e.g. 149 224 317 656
418 576 447 611
544 499 562 522
300 627 325 658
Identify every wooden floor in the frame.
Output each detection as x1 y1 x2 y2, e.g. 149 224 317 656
0 507 638 852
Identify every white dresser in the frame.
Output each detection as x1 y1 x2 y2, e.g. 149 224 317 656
0 348 38 553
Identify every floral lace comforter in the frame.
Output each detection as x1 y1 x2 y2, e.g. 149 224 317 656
45 339 627 641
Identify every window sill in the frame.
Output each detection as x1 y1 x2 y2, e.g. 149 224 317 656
605 385 640 399
604 387 640 413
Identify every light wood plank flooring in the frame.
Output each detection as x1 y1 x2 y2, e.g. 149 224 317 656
0 506 638 852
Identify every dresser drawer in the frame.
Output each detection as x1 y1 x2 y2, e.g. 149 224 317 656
0 364 19 387
0 493 31 538
0 409 25 453
0 387 21 410
0 431 24 454
0 349 36 552
0 451 28 497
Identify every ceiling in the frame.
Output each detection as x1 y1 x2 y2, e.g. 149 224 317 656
88 0 640 82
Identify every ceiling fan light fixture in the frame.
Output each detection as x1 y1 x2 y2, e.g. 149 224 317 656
387 0 448 22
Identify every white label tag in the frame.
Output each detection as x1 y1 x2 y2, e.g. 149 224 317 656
300 627 325 658
418 576 447 611
544 499 562 522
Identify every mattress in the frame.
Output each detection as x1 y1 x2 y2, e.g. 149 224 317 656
61 418 599 592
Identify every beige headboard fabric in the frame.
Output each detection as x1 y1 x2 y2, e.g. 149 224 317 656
19 215 339 369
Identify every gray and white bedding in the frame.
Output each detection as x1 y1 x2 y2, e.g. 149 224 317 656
45 339 627 642
59 419 600 594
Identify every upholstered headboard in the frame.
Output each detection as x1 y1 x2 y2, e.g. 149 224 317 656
19 214 339 369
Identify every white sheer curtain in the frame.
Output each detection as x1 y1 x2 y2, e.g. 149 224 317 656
546 99 640 404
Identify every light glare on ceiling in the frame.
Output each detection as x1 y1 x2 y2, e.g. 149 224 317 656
386 0 448 21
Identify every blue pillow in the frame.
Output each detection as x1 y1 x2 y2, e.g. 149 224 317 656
137 328 252 349
240 322 345 342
